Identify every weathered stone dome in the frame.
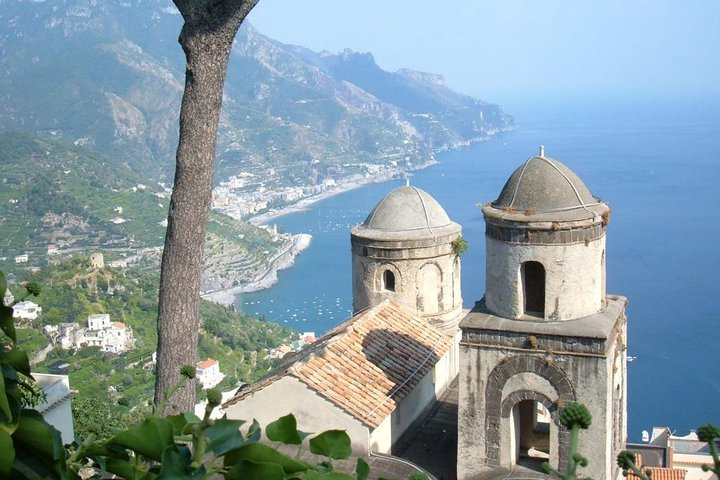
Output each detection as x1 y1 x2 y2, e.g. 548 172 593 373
352 185 459 240
489 152 607 222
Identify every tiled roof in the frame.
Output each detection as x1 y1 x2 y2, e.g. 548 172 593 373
629 453 686 480
627 468 686 480
197 358 218 370
224 300 453 428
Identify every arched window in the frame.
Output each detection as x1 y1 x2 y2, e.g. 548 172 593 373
522 261 545 317
383 270 396 292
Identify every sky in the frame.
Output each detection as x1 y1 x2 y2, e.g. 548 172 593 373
247 0 720 104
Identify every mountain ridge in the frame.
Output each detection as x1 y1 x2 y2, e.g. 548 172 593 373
0 0 513 185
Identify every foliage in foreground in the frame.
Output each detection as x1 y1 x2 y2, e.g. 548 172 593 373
1 271 371 479
3 270 719 479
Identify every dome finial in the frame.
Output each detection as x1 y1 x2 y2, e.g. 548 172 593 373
405 178 410 187
539 145 545 157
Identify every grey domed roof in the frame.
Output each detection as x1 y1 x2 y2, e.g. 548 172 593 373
365 185 452 230
489 152 606 222
352 185 460 240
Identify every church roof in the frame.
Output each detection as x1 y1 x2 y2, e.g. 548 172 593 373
223 300 453 429
352 185 459 240
488 151 607 222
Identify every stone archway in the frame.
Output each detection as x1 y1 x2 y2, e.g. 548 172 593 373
484 355 576 469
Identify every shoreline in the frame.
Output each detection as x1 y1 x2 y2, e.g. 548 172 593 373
201 233 312 306
247 158 438 226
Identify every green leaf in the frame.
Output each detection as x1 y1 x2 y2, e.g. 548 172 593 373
0 374 12 422
225 459 285 480
108 417 174 462
245 418 261 442
12 410 69 478
0 271 6 298
266 413 310 445
304 472 355 480
356 458 369 480
223 443 310 474
204 418 247 456
103 457 137 480
1 346 31 377
0 304 16 343
157 445 202 479
167 412 201 436
13 410 65 460
0 429 15 475
309 430 352 460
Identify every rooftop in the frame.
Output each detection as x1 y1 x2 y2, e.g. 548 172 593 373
486 149 608 223
224 300 453 428
352 185 460 241
197 358 218 370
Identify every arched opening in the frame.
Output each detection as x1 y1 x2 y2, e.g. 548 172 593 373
383 270 395 292
522 261 545 317
510 400 551 470
416 263 442 314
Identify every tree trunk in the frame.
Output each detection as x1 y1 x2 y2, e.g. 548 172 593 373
155 1 258 412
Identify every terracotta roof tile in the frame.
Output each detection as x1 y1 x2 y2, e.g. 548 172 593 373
197 358 218 370
223 301 453 428
627 468 686 480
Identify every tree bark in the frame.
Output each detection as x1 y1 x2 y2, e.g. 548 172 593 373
155 0 258 412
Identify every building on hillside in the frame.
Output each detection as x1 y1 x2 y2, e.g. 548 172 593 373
626 427 718 480
87 313 111 330
12 300 42 320
457 148 628 479
90 252 104 268
44 315 134 353
627 453 687 480
196 358 224 389
224 300 455 455
44 322 82 350
3 289 14 306
33 373 74 444
15 254 28 263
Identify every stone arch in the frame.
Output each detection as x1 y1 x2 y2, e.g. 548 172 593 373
416 262 443 314
501 390 558 420
484 355 576 468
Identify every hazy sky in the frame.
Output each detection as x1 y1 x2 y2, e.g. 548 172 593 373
248 0 720 103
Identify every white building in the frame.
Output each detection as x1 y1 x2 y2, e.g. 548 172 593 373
14 254 28 263
630 427 718 480
224 300 455 455
87 313 111 330
196 358 224 389
33 373 74 444
12 300 42 320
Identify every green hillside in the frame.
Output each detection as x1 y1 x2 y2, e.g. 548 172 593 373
12 256 295 438
0 131 286 289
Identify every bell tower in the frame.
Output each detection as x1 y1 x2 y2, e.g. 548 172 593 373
457 149 628 479
350 184 464 335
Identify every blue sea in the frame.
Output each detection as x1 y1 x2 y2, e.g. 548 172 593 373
235 96 720 442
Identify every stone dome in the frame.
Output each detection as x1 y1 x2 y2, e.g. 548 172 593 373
352 185 459 240
489 151 607 222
